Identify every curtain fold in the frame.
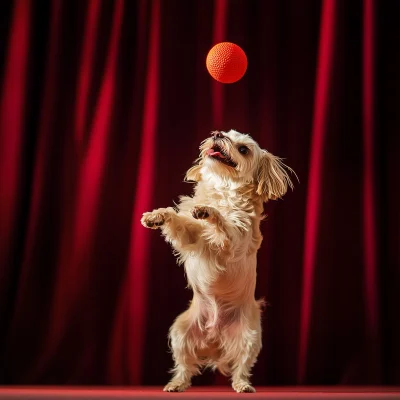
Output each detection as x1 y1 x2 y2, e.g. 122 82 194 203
127 0 160 384
362 0 381 383
298 0 336 383
0 0 31 381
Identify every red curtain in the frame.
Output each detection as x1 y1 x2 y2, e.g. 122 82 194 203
0 0 399 386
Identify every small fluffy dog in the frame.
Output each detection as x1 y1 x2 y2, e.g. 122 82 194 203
141 130 294 393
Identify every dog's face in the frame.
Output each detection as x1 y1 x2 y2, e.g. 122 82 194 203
186 129 294 201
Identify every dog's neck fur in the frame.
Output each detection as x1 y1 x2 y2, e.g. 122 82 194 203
194 172 264 218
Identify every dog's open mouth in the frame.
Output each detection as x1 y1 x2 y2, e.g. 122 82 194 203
206 144 237 167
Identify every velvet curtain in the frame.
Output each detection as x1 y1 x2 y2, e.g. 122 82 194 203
0 0 399 386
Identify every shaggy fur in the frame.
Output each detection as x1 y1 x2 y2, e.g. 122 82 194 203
141 130 294 393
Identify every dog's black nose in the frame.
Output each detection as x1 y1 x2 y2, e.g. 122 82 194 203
213 131 224 139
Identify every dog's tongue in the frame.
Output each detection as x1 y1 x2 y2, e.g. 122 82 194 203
207 148 226 158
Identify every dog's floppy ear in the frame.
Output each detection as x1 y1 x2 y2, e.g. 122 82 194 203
185 158 203 182
256 150 294 201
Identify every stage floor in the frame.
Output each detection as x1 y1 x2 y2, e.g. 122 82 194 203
0 387 399 400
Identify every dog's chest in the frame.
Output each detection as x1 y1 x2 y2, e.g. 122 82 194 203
184 256 219 290
202 190 249 215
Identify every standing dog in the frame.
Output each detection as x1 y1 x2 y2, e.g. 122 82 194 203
141 130 294 393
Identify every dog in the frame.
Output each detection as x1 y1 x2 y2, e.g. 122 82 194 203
141 129 294 393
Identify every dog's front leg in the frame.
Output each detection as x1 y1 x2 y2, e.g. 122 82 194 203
191 205 231 249
141 207 200 249
141 207 176 229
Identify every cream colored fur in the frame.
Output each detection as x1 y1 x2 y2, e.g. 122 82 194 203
141 130 294 393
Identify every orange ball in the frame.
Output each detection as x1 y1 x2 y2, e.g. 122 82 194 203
206 42 248 84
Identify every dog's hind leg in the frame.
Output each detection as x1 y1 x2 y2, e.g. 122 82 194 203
220 316 262 393
164 311 202 392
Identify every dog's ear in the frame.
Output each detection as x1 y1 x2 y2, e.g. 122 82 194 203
185 158 203 182
256 151 294 201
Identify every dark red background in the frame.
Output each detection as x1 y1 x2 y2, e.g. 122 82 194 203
0 0 399 387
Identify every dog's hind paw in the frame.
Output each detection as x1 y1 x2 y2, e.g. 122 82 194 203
232 382 256 393
163 381 190 392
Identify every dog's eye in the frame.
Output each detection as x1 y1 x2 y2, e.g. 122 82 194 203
238 146 249 155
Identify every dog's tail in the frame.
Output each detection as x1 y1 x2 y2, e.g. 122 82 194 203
257 297 268 312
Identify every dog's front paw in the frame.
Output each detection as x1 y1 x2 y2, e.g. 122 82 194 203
141 212 165 228
191 205 214 220
141 208 173 229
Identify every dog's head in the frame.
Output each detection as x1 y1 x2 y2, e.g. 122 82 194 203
185 129 295 201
